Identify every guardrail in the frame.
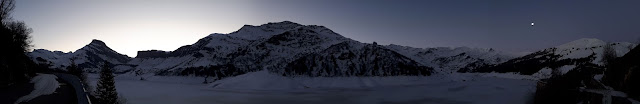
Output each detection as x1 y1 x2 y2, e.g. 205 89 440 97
53 73 91 104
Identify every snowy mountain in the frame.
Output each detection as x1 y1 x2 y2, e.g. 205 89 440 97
127 21 352 76
28 39 132 72
460 38 636 79
27 21 526 78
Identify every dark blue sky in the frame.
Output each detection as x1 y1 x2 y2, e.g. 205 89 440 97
13 0 640 56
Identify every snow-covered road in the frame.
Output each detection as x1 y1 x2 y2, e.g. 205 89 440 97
14 74 60 104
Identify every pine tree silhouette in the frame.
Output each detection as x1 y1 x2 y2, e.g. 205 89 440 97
95 62 119 104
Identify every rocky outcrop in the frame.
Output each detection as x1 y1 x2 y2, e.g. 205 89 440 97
136 50 169 58
283 41 433 77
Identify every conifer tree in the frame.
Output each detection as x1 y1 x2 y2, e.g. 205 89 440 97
95 62 119 104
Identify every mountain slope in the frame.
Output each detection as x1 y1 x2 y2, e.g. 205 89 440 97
127 21 351 76
461 38 636 78
28 39 131 72
282 41 433 77
386 44 515 73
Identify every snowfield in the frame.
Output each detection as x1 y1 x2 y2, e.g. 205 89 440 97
14 74 60 104
89 71 536 104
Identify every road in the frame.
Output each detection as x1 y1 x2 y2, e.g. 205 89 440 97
0 73 91 104
53 73 92 104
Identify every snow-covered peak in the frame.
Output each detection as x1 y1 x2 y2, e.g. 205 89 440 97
79 39 130 57
88 39 107 47
223 21 305 40
31 49 69 56
80 39 114 53
261 21 302 28
195 22 345 56
555 38 605 50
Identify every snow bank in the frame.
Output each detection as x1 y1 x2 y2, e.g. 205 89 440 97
558 65 576 75
531 68 553 79
14 74 60 104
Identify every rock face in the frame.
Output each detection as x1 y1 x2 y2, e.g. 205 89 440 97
283 41 433 77
136 50 169 58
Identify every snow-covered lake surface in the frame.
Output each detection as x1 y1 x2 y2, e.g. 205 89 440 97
89 71 536 104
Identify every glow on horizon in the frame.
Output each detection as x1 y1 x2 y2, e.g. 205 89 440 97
13 0 262 57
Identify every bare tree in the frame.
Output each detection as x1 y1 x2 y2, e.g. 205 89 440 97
601 42 617 67
0 0 30 53
1 0 33 86
1 0 15 22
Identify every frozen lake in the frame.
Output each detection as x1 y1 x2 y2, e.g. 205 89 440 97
89 71 536 104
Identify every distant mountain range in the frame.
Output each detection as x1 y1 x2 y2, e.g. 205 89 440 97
459 38 636 79
27 21 636 79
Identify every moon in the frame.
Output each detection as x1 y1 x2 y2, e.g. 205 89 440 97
531 22 535 26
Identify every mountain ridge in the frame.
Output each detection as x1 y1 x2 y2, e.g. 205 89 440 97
27 21 634 79
28 39 132 73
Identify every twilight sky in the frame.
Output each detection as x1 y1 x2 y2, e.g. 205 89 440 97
13 0 640 57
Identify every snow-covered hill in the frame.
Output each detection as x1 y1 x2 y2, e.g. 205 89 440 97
461 38 636 79
553 38 634 63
